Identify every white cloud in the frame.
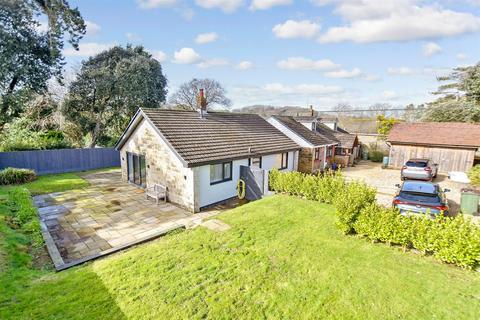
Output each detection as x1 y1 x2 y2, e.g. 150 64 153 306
387 67 415 75
85 21 101 36
197 58 230 68
423 42 442 57
126 32 142 42
457 53 468 60
277 57 339 71
63 42 115 57
317 0 480 43
383 90 397 99
324 68 363 78
173 47 202 64
235 61 254 70
137 0 178 9
264 83 343 95
152 50 167 62
194 0 244 13
273 20 321 39
195 32 219 44
250 0 292 10
363 74 381 81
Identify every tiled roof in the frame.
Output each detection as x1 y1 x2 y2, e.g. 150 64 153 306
387 122 480 148
315 123 357 149
139 109 300 166
273 116 337 146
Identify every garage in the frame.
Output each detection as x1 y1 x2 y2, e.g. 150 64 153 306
387 122 480 173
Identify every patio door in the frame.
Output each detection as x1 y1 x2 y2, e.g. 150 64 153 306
127 152 146 188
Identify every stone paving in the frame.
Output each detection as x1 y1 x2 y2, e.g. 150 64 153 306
34 170 214 270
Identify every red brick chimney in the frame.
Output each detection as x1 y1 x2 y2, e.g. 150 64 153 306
198 88 207 118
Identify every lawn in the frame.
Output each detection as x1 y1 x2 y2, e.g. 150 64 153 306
1 194 479 319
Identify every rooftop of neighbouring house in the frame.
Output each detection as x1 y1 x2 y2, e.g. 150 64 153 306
271 115 338 147
387 122 480 148
315 123 357 149
116 108 301 167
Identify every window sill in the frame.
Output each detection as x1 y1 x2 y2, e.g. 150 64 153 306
210 178 233 186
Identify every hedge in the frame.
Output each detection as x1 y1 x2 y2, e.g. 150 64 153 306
0 167 37 185
269 169 480 269
468 165 480 186
355 204 480 269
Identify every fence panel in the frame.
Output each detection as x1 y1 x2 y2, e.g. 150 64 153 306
0 148 120 175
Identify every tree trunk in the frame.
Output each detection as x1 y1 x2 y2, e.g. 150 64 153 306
89 120 102 148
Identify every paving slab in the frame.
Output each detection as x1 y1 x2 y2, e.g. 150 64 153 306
34 170 194 270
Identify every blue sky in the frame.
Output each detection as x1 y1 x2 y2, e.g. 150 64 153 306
64 0 480 110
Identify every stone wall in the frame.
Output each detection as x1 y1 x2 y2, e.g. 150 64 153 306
120 119 195 212
298 148 313 173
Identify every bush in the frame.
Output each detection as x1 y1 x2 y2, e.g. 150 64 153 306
368 150 385 162
269 169 345 203
5 187 43 247
354 205 480 269
468 165 480 186
333 181 376 234
0 168 37 185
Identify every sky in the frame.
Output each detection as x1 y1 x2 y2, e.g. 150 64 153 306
63 0 480 110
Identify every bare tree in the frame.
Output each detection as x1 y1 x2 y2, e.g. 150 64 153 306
169 78 232 110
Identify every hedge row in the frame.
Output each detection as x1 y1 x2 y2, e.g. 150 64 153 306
269 169 480 269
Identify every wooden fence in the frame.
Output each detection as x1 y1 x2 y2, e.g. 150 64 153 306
0 148 120 175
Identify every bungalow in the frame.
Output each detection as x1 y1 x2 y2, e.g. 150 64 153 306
115 108 300 212
267 116 337 174
387 122 480 172
314 123 360 167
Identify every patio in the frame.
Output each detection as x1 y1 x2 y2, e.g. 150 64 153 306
34 170 201 270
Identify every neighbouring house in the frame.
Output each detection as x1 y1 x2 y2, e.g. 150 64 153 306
387 122 480 173
115 108 300 212
314 123 360 167
267 116 337 173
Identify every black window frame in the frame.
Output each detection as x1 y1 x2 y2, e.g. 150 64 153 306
210 161 233 185
280 152 288 170
248 156 262 168
314 148 320 160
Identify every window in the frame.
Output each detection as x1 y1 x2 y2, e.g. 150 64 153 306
280 152 288 169
326 147 333 157
314 148 320 160
210 161 232 185
248 157 262 168
311 122 316 131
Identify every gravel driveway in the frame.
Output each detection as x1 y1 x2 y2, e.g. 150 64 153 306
342 161 469 215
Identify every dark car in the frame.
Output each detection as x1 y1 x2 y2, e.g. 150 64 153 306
400 158 438 181
392 181 450 216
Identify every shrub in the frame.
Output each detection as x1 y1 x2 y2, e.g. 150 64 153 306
0 168 37 185
368 150 385 162
5 187 43 247
468 165 480 186
333 181 376 234
354 205 480 269
269 169 345 203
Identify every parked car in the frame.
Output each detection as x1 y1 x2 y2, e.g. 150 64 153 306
400 158 438 181
392 181 450 216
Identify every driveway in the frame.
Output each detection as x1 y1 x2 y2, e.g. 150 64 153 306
342 161 467 214
34 170 216 270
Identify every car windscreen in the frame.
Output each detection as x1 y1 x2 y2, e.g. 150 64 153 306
405 161 427 167
402 182 436 193
399 191 441 203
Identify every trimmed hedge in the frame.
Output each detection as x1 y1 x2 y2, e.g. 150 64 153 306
269 169 345 204
0 168 37 185
269 169 480 269
355 204 480 269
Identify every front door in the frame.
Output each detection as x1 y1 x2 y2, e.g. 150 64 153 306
127 152 146 188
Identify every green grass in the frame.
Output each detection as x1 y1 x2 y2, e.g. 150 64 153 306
21 172 89 195
1 195 479 319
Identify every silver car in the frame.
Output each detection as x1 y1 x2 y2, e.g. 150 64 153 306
401 159 438 181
